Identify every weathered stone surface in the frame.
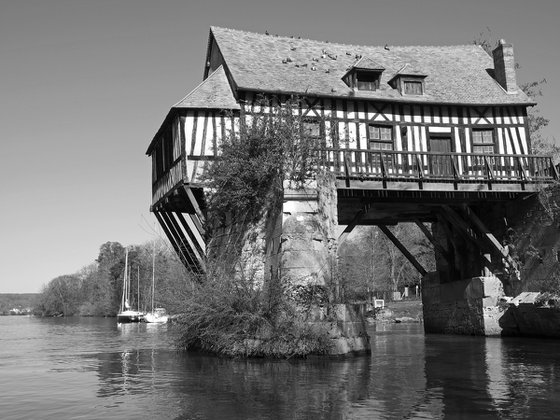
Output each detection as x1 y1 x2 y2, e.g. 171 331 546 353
422 274 506 336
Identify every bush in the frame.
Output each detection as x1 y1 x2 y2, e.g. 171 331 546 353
172 270 332 358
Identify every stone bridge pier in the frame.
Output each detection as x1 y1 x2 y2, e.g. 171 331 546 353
280 175 550 338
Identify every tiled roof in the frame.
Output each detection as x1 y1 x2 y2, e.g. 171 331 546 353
210 26 533 105
392 63 427 77
174 65 239 110
352 56 385 71
147 66 239 154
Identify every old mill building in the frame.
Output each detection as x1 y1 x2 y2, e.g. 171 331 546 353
147 27 556 341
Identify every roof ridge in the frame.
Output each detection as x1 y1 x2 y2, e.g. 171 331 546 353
172 64 225 107
210 26 482 50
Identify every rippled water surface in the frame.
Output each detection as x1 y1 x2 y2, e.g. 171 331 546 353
1 316 559 419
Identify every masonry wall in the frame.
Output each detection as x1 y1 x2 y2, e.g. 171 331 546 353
422 273 505 335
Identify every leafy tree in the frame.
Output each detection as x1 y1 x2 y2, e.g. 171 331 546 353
77 263 113 316
339 224 434 300
96 241 126 313
37 275 82 316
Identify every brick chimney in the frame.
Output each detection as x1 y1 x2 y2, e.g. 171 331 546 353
492 39 517 93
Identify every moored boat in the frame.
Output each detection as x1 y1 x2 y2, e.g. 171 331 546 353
144 307 168 324
117 248 145 323
144 242 169 324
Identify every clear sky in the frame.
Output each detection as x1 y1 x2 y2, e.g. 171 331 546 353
1 0 558 293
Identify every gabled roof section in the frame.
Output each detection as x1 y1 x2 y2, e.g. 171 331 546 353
209 26 533 105
146 65 239 155
173 65 239 110
391 63 427 78
352 56 385 71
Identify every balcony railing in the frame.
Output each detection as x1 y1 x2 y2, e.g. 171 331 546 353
152 160 183 205
321 148 558 189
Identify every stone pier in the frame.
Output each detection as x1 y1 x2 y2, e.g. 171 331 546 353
422 273 505 335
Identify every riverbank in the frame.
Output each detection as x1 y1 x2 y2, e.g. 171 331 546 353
371 300 423 324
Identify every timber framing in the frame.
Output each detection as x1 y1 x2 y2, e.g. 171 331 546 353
378 225 427 276
146 27 555 276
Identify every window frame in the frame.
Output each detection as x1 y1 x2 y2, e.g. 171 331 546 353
368 124 394 151
356 71 381 91
344 70 383 91
471 128 496 155
401 77 424 96
302 119 322 139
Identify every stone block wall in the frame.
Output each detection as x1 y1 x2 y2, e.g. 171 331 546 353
422 273 506 335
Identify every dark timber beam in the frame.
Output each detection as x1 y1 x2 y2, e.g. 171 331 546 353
439 205 493 267
165 211 206 273
378 224 427 276
338 203 372 246
184 186 205 225
460 205 520 279
154 211 190 269
159 211 199 271
176 211 206 256
414 219 452 264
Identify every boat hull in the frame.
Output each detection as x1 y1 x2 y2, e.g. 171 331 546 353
144 308 169 324
117 311 145 323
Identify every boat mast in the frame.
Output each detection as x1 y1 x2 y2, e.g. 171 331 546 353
121 248 129 311
137 266 140 312
151 241 155 313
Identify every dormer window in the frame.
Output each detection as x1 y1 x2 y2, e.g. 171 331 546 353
356 71 381 91
342 56 385 91
389 64 427 96
404 80 423 95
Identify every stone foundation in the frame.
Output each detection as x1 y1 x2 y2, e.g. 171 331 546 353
309 303 371 355
422 273 506 336
500 293 560 338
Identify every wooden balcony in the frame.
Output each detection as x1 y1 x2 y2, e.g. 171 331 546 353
152 160 183 207
151 149 557 208
321 148 558 193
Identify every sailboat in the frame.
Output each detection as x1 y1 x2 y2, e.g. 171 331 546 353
144 243 169 324
117 248 145 323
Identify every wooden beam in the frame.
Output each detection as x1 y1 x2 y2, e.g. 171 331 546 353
338 203 371 245
176 212 206 256
414 220 452 264
165 211 206 273
184 186 205 224
438 206 493 267
460 205 520 280
159 211 198 271
440 205 479 243
154 211 190 269
378 224 427 276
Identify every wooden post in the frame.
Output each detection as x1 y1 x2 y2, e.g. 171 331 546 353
414 220 452 264
378 224 427 276
338 203 372 246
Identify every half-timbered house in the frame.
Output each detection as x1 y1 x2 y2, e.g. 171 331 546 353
147 28 556 338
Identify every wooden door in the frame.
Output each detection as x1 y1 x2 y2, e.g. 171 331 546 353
429 137 453 177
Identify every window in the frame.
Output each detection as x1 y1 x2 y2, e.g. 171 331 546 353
302 120 321 138
404 80 423 95
472 129 495 154
357 71 381 91
343 70 383 91
389 73 427 95
369 125 393 150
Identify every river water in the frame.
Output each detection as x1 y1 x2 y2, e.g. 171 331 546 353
1 316 559 419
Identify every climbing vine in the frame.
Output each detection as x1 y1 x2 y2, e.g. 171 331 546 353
202 96 330 224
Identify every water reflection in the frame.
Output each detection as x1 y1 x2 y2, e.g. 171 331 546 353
88 323 560 419
5 317 559 419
